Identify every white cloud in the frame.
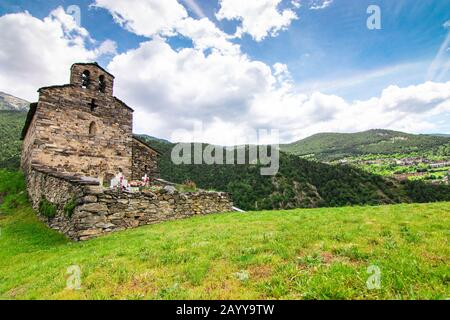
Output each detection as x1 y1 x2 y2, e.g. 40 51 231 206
92 0 188 37
94 39 118 56
108 38 274 140
94 0 238 55
216 0 298 42
0 7 115 101
291 1 302 9
375 82 450 113
273 62 289 77
107 35 450 144
273 62 293 86
309 0 333 10
175 17 240 55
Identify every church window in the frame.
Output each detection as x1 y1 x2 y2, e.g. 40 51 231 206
99 75 106 93
81 70 90 88
89 121 97 136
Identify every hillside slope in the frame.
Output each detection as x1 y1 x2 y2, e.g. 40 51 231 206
0 111 27 169
280 129 450 161
0 92 29 111
137 135 450 211
0 180 449 300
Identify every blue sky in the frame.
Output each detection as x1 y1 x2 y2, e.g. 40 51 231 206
0 0 449 143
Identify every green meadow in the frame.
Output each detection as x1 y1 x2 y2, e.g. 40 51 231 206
1 173 448 300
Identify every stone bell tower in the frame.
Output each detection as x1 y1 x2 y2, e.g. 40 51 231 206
70 63 115 96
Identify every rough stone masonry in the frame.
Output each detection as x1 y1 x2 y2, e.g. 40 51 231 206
26 169 232 241
21 62 233 240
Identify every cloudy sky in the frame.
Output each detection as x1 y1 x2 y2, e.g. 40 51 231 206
0 0 449 145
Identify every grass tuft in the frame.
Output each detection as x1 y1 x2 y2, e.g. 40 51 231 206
63 199 77 218
38 198 57 218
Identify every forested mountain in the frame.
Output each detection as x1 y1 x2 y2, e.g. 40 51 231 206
280 129 450 161
0 92 29 169
138 134 171 144
0 111 27 169
0 92 29 111
136 135 450 210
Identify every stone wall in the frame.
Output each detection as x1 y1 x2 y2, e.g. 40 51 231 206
27 170 233 241
21 63 133 181
132 137 160 180
26 169 95 238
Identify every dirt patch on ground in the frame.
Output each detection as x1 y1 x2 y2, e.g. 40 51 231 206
6 285 28 298
125 271 159 296
420 252 447 266
320 252 334 264
296 249 364 269
249 264 273 280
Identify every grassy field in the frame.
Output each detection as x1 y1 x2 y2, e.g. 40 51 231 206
0 198 449 300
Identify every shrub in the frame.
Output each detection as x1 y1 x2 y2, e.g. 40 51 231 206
184 180 197 190
1 193 28 211
39 198 57 218
63 199 77 217
0 169 28 214
177 180 197 193
0 169 26 197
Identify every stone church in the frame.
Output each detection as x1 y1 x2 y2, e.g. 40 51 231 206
21 62 160 183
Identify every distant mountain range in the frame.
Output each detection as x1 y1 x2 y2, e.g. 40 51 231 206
141 129 450 160
0 92 29 112
430 134 450 138
136 134 450 210
280 129 450 161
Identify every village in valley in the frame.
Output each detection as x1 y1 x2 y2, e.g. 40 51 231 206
336 154 450 185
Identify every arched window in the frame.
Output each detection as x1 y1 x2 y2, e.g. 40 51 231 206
98 75 106 93
81 70 90 89
89 121 97 136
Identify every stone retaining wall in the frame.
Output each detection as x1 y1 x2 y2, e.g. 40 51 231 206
27 169 233 241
